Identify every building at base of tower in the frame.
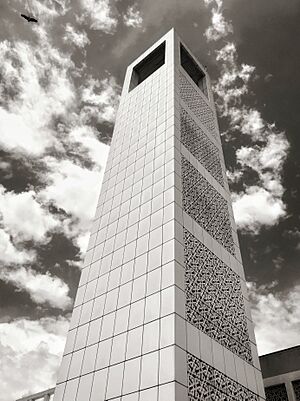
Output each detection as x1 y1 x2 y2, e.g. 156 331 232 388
260 346 300 401
51 28 266 401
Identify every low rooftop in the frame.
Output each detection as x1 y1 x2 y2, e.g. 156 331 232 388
259 345 300 378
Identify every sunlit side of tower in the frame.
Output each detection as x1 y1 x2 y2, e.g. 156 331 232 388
53 29 265 401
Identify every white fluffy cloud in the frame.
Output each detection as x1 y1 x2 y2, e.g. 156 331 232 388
0 39 74 156
0 186 58 243
42 128 109 253
69 126 110 166
204 2 233 41
233 187 286 233
249 283 300 355
256 132 289 171
214 44 255 113
124 5 143 28
79 0 118 33
24 0 62 20
232 131 289 231
0 108 53 156
0 229 34 265
203 1 289 234
63 24 90 48
0 316 69 401
40 155 108 249
236 132 289 192
80 76 120 124
76 231 91 255
229 108 265 140
0 21 115 255
41 158 104 224
0 267 72 310
0 4 118 398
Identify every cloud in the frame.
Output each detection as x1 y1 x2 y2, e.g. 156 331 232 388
80 76 120 124
40 157 107 231
214 44 255 113
0 316 69 401
39 126 110 253
229 108 265 140
79 0 118 33
0 38 75 156
0 267 72 310
0 21 115 251
63 24 90 48
0 186 58 243
204 1 233 41
232 187 286 233
226 169 243 183
248 283 300 355
0 4 118 397
69 125 110 166
76 231 91 255
236 131 289 192
24 0 61 20
124 4 143 28
203 1 289 234
0 229 34 265
230 112 289 234
256 132 289 171
0 108 53 156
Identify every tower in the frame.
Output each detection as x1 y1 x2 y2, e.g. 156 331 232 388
53 29 265 401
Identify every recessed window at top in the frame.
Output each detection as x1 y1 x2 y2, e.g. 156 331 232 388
180 44 208 98
129 41 166 91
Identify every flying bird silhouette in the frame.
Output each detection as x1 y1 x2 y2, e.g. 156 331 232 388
21 13 38 23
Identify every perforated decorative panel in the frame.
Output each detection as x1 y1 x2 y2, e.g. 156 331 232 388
180 107 224 187
292 380 300 401
179 72 218 139
265 384 289 401
187 353 259 401
184 228 252 363
181 156 235 255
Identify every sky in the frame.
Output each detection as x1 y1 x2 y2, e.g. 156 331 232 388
0 0 299 399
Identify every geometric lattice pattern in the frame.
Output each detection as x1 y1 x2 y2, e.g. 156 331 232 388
265 384 289 401
184 229 252 364
181 156 235 255
180 72 218 140
187 353 259 401
293 380 300 401
180 107 224 187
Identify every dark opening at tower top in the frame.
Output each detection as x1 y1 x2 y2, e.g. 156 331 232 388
129 42 166 91
180 43 208 98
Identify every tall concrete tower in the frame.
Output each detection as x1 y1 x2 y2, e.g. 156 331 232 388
53 29 265 401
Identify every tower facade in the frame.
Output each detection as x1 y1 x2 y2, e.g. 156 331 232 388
53 29 265 401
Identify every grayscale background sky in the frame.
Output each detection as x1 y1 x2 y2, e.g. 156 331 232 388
0 0 299 399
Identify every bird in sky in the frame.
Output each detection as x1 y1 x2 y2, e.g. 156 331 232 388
21 13 38 23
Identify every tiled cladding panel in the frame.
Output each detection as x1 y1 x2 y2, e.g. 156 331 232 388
265 384 289 401
187 353 259 401
179 72 217 140
184 228 252 363
181 156 235 255
180 107 224 186
293 380 300 401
